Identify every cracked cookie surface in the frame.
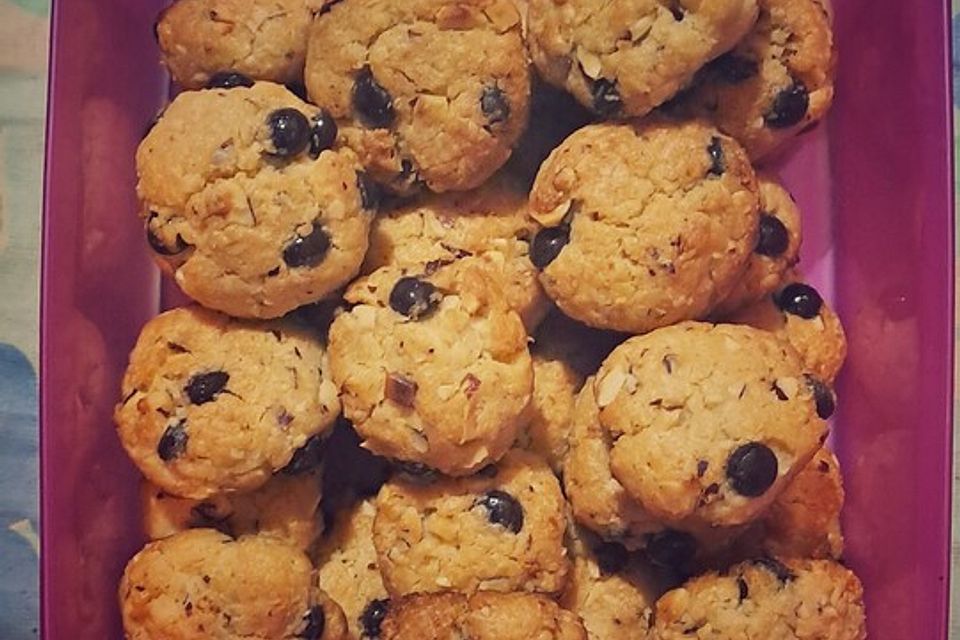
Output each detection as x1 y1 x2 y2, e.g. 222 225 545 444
363 178 548 331
328 263 533 476
304 0 530 194
373 450 569 596
572 322 827 532
156 0 325 89
529 119 760 333
650 558 866 639
526 0 759 118
137 82 371 319
380 591 587 640
115 306 340 500
119 529 346 640
666 0 836 160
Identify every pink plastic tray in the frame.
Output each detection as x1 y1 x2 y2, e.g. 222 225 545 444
40 0 955 637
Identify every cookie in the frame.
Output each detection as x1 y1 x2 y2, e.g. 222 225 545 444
328 263 533 476
724 279 847 384
712 175 802 316
137 82 371 318
119 529 346 640
518 352 584 473
526 0 759 118
304 0 530 194
115 306 340 500
667 0 836 160
316 500 391 640
141 466 323 551
372 449 569 596
379 592 587 640
155 0 324 90
650 558 866 639
591 322 827 528
560 526 664 640
362 178 549 331
528 119 760 333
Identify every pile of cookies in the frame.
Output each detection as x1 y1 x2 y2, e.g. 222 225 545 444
115 0 866 638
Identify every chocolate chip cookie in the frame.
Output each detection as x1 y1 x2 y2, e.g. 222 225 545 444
137 82 371 318
712 175 803 316
667 0 836 160
528 119 760 333
650 557 866 639
119 529 346 640
363 178 549 331
372 450 569 596
155 0 325 90
316 499 391 640
304 0 530 194
328 263 533 476
115 306 340 500
379 591 587 640
527 0 759 118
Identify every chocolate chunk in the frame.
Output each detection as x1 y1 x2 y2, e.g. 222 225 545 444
266 108 312 158
185 371 229 405
726 442 778 497
283 222 331 268
756 213 790 257
530 226 570 269
776 282 823 319
389 277 440 320
157 420 188 461
353 66 395 128
475 490 524 533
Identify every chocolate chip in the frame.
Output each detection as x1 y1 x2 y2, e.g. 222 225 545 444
146 213 188 256
283 222 331 268
356 171 382 211
481 84 510 126
185 371 229 405
353 66 395 128
266 108 312 158
709 53 759 84
207 71 255 89
282 435 326 475
299 606 326 639
726 442 778 497
646 529 697 569
530 226 570 269
696 460 708 477
737 577 749 601
591 78 622 117
475 490 524 533
668 1 684 20
776 282 823 319
764 82 810 129
360 599 389 637
389 277 440 320
385 373 418 408
805 374 836 419
157 420 188 461
707 136 724 176
756 213 789 257
752 557 796 583
594 541 629 574
309 109 338 159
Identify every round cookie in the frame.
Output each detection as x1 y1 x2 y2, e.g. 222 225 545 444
712 175 803 316
316 500 391 640
528 119 760 333
137 82 372 319
119 529 346 640
380 592 587 640
363 178 549 331
141 465 324 552
115 306 340 500
304 0 530 194
589 322 828 528
526 0 759 118
328 263 533 476
650 558 867 639
667 0 836 160
372 449 569 596
155 0 325 90
724 279 847 384
560 526 665 640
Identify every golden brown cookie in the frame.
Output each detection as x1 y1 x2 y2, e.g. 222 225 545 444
528 119 760 333
304 0 530 194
